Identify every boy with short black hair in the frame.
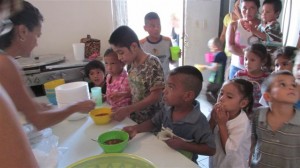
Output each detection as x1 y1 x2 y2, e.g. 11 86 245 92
109 25 165 124
123 65 216 163
251 70 300 167
250 0 283 55
84 60 107 94
140 12 175 77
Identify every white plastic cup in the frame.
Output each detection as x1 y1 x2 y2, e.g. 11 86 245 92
72 43 85 61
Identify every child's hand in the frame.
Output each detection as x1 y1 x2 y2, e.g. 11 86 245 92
111 106 130 121
165 136 185 150
215 103 229 125
72 100 96 113
122 125 137 139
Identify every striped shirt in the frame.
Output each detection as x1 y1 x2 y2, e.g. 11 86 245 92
251 107 300 168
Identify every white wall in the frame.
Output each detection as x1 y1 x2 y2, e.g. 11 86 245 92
27 0 114 60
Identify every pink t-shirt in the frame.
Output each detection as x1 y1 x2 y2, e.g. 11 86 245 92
106 70 131 108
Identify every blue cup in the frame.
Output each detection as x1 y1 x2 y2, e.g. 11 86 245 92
45 89 57 105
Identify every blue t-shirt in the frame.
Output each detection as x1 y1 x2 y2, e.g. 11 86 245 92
208 51 227 84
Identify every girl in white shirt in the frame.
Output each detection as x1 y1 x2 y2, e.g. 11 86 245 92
209 78 253 168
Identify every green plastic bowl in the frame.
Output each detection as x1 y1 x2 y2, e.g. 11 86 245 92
97 130 129 153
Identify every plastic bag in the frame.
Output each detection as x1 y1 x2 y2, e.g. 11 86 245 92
22 124 67 168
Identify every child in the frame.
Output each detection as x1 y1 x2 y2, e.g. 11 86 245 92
274 46 298 72
196 37 227 104
251 70 300 167
227 0 261 80
250 0 282 55
234 43 271 108
123 66 216 163
109 25 165 124
259 46 298 107
140 12 174 77
84 60 107 94
103 48 131 109
293 52 300 109
209 78 253 168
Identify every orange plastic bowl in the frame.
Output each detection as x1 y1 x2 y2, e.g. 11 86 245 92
89 107 112 125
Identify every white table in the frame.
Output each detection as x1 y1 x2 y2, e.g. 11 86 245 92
34 96 199 168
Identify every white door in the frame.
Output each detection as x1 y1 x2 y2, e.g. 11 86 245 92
184 0 221 78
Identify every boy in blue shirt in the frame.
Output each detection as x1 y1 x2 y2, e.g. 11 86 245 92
196 37 227 104
123 66 216 163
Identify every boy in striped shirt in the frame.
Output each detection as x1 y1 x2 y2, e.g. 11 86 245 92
251 70 300 167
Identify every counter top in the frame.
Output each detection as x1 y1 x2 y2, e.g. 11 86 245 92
33 96 199 167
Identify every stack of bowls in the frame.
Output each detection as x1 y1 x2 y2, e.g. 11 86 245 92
43 79 65 105
55 81 90 120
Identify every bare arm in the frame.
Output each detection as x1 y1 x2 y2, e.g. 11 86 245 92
218 124 229 153
226 21 244 57
251 28 267 41
112 88 163 121
204 63 218 71
129 89 162 112
123 120 155 139
0 90 38 167
220 25 227 46
0 56 95 130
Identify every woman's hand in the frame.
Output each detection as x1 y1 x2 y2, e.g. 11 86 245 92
72 100 96 113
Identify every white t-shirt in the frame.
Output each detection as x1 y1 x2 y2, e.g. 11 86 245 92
140 36 172 78
231 20 259 69
211 110 251 168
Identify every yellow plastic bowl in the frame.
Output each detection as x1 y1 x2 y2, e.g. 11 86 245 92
89 107 112 125
44 79 65 89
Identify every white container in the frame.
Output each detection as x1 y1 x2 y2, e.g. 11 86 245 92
72 43 85 61
55 82 90 121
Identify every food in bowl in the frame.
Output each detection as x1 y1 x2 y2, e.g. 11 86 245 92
104 139 123 145
98 130 129 153
89 107 112 125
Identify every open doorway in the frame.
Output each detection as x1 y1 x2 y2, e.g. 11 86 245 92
127 0 184 67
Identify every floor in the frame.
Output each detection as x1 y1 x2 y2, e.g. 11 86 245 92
196 92 213 168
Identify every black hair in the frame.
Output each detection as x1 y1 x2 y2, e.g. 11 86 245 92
227 78 254 115
84 60 105 78
244 43 272 70
0 1 43 49
274 46 298 63
241 0 260 9
103 48 117 58
169 65 203 98
144 12 160 24
263 0 282 18
261 70 294 94
108 25 140 49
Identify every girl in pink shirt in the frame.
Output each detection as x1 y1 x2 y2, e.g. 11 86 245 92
104 48 131 109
